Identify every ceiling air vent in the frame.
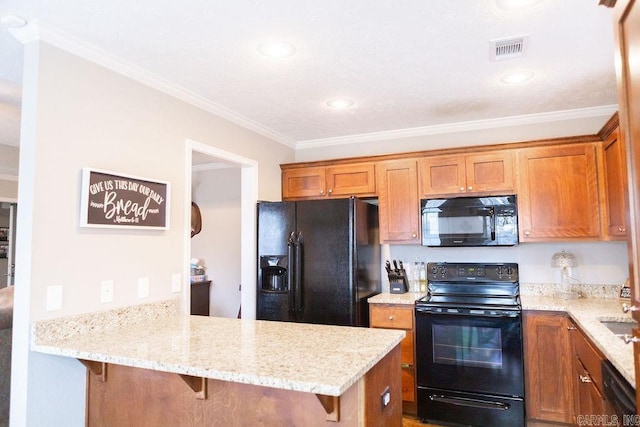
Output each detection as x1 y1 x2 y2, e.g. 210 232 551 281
490 35 528 61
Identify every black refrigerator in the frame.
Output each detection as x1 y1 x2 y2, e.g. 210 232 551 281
256 197 380 327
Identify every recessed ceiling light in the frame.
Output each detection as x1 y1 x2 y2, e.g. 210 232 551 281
495 0 543 11
500 70 534 84
257 41 296 59
326 98 355 109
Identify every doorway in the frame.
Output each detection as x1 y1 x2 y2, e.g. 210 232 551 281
185 139 258 319
0 203 16 288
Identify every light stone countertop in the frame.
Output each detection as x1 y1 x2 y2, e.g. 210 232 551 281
32 314 405 397
369 291 636 388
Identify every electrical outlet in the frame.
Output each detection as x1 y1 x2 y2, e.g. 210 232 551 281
138 277 149 298
380 386 391 410
101 280 114 303
46 285 63 311
171 273 181 292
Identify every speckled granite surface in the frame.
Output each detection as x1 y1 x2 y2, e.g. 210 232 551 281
368 292 427 305
32 308 405 397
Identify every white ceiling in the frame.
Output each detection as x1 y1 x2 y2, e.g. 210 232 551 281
0 0 618 151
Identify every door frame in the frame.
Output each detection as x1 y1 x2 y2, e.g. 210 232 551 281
184 139 258 319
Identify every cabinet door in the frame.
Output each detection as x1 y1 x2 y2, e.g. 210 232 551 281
282 167 326 199
602 125 629 239
369 304 417 407
377 159 420 244
466 151 515 194
517 143 601 241
523 312 573 424
572 358 605 423
418 155 466 197
325 163 376 198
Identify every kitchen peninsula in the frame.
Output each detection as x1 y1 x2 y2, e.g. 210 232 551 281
31 303 405 426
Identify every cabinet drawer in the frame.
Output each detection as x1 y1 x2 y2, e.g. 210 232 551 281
401 366 416 402
572 328 604 388
370 305 414 329
401 330 414 365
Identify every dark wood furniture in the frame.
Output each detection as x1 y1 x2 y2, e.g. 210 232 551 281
190 280 211 316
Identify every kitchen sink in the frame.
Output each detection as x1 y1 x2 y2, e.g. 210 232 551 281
599 320 638 337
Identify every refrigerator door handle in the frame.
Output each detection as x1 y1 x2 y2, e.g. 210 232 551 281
287 232 296 318
294 231 304 319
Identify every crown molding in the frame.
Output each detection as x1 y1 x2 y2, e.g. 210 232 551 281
296 104 619 150
10 20 296 149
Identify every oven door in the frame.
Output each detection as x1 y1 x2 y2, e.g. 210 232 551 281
415 307 524 397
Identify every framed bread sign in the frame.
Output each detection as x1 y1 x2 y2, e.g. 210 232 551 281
80 168 170 229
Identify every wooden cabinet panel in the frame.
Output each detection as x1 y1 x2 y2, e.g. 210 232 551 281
282 167 326 199
517 143 601 241
370 305 413 329
370 304 416 410
281 163 375 200
466 152 515 194
601 117 629 239
325 163 376 197
570 324 607 423
419 151 514 197
418 155 466 196
524 312 573 424
376 159 420 244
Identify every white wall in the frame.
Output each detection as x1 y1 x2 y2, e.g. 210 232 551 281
385 241 629 292
191 167 242 318
12 40 293 426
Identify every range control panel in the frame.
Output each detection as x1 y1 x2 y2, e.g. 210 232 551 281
427 262 518 283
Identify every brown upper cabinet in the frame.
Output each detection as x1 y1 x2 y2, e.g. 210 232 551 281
599 113 628 240
517 143 601 242
376 159 421 244
281 163 376 200
418 151 515 198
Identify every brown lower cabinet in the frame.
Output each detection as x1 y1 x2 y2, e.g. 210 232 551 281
524 311 610 424
524 311 574 423
369 303 417 415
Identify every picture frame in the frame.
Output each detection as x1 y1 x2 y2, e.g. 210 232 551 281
79 168 170 230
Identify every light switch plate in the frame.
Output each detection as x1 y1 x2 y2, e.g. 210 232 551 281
46 285 63 311
171 273 181 293
101 280 114 303
138 277 149 298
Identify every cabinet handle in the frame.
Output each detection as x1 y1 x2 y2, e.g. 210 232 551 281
524 231 531 236
459 187 465 192
567 326 577 331
579 374 592 383
319 190 324 194
468 186 473 191
623 335 640 344
619 227 626 232
622 304 639 313
388 316 394 320
412 233 417 238
401 363 412 369
328 189 333 194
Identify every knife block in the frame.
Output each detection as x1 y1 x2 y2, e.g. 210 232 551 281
388 270 408 294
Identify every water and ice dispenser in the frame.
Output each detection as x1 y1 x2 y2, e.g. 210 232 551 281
260 255 288 292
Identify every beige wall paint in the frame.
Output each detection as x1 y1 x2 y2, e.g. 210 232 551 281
12 41 293 426
23 42 291 320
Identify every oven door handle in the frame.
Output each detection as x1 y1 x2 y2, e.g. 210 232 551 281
415 307 520 318
430 394 510 411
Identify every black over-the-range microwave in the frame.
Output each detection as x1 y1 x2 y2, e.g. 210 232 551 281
420 195 518 247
